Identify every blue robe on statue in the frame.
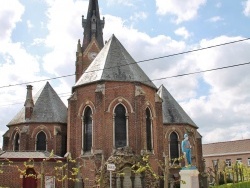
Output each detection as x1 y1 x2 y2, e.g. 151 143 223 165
181 135 192 165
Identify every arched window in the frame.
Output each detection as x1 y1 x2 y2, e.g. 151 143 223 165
14 133 20 151
170 132 179 162
146 108 152 151
36 131 46 151
83 107 92 152
115 104 127 148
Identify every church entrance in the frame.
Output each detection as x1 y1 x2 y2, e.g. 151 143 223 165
23 168 37 188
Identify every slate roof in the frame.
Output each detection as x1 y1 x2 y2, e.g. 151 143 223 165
157 85 197 128
196 131 202 139
0 151 62 159
203 139 250 157
8 82 67 125
75 34 157 89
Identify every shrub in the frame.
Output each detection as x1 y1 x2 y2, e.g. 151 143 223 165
212 181 250 188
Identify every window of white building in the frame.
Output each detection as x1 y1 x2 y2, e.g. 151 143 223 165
236 158 242 164
225 159 231 167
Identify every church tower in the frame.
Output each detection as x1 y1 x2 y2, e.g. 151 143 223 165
0 1 205 187
68 1 204 187
2 82 67 156
75 0 105 82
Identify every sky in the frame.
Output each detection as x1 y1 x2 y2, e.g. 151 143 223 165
1 0 250 148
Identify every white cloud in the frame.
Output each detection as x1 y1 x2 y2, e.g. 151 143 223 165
174 27 191 39
0 43 40 80
0 1 44 147
216 2 222 8
106 0 135 7
103 15 179 52
102 15 199 101
180 36 250 143
155 0 206 24
103 15 187 79
43 0 86 78
26 20 34 29
207 16 223 22
243 0 250 16
197 36 250 89
201 125 250 143
0 0 24 43
0 0 40 90
130 11 148 22
31 38 46 46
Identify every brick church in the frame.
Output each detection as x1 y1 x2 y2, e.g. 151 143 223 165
0 0 205 187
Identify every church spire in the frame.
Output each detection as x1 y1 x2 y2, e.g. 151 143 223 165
75 0 105 83
82 0 105 51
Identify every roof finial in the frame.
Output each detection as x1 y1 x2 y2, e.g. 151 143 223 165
77 39 81 53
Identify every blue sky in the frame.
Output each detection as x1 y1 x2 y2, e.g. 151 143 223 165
1 0 250 148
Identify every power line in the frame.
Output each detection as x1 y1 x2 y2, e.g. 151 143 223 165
152 61 250 81
137 37 250 63
0 74 75 89
0 93 71 107
1 61 250 107
0 37 249 89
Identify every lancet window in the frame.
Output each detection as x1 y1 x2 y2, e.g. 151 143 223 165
83 106 93 152
36 131 46 151
115 104 127 148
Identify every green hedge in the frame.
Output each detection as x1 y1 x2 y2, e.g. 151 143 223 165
212 181 250 188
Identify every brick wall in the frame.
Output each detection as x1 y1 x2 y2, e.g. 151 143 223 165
67 81 165 181
67 81 204 186
3 123 67 157
75 39 101 82
68 81 161 157
0 160 67 188
204 154 250 169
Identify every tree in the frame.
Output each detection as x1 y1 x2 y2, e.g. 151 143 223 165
132 154 186 188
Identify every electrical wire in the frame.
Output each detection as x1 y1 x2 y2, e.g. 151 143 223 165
153 61 250 81
1 61 250 107
137 37 250 63
0 37 249 89
0 74 75 89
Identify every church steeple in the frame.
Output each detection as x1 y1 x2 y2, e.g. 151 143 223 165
75 0 105 82
82 0 105 51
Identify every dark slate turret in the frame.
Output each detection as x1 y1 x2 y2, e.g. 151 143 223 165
74 34 156 89
8 82 67 125
157 85 198 128
82 0 105 51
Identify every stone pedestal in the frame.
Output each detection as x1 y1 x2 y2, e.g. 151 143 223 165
179 167 199 188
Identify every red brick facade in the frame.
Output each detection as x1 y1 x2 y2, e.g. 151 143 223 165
0 0 205 187
75 38 101 82
0 159 70 188
67 81 204 187
3 123 67 157
68 82 163 158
